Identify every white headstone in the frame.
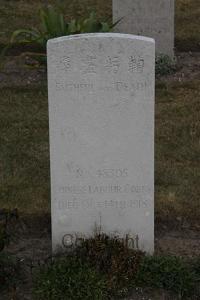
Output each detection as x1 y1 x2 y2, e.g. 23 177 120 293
113 0 174 57
47 33 155 253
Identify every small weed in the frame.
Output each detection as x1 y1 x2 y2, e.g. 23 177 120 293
75 234 144 297
156 54 177 76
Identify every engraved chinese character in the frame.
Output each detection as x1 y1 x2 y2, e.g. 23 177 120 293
128 56 144 73
137 58 144 72
128 56 137 73
60 56 71 71
105 56 120 73
81 55 97 74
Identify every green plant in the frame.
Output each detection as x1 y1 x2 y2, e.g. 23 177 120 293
75 234 144 297
10 7 115 51
156 54 176 76
135 255 198 297
33 255 108 300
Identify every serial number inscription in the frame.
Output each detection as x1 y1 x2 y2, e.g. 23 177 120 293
97 168 128 178
66 163 129 179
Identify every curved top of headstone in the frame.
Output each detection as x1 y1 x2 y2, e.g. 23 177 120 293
47 32 155 45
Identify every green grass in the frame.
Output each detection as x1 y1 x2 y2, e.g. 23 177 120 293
0 81 200 225
0 86 50 213
135 255 199 297
33 236 200 299
176 0 200 51
34 255 108 300
0 0 200 51
155 81 200 224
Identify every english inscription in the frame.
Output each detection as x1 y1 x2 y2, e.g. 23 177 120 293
59 184 151 194
55 80 149 92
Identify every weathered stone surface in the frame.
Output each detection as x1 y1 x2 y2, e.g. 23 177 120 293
47 33 155 253
113 0 174 57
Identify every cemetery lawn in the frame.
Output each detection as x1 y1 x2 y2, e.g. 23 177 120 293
0 86 50 213
155 80 200 226
0 1 200 299
175 0 200 51
0 0 200 51
0 80 199 227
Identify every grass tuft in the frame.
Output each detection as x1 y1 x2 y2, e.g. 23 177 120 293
33 255 108 300
136 255 199 297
